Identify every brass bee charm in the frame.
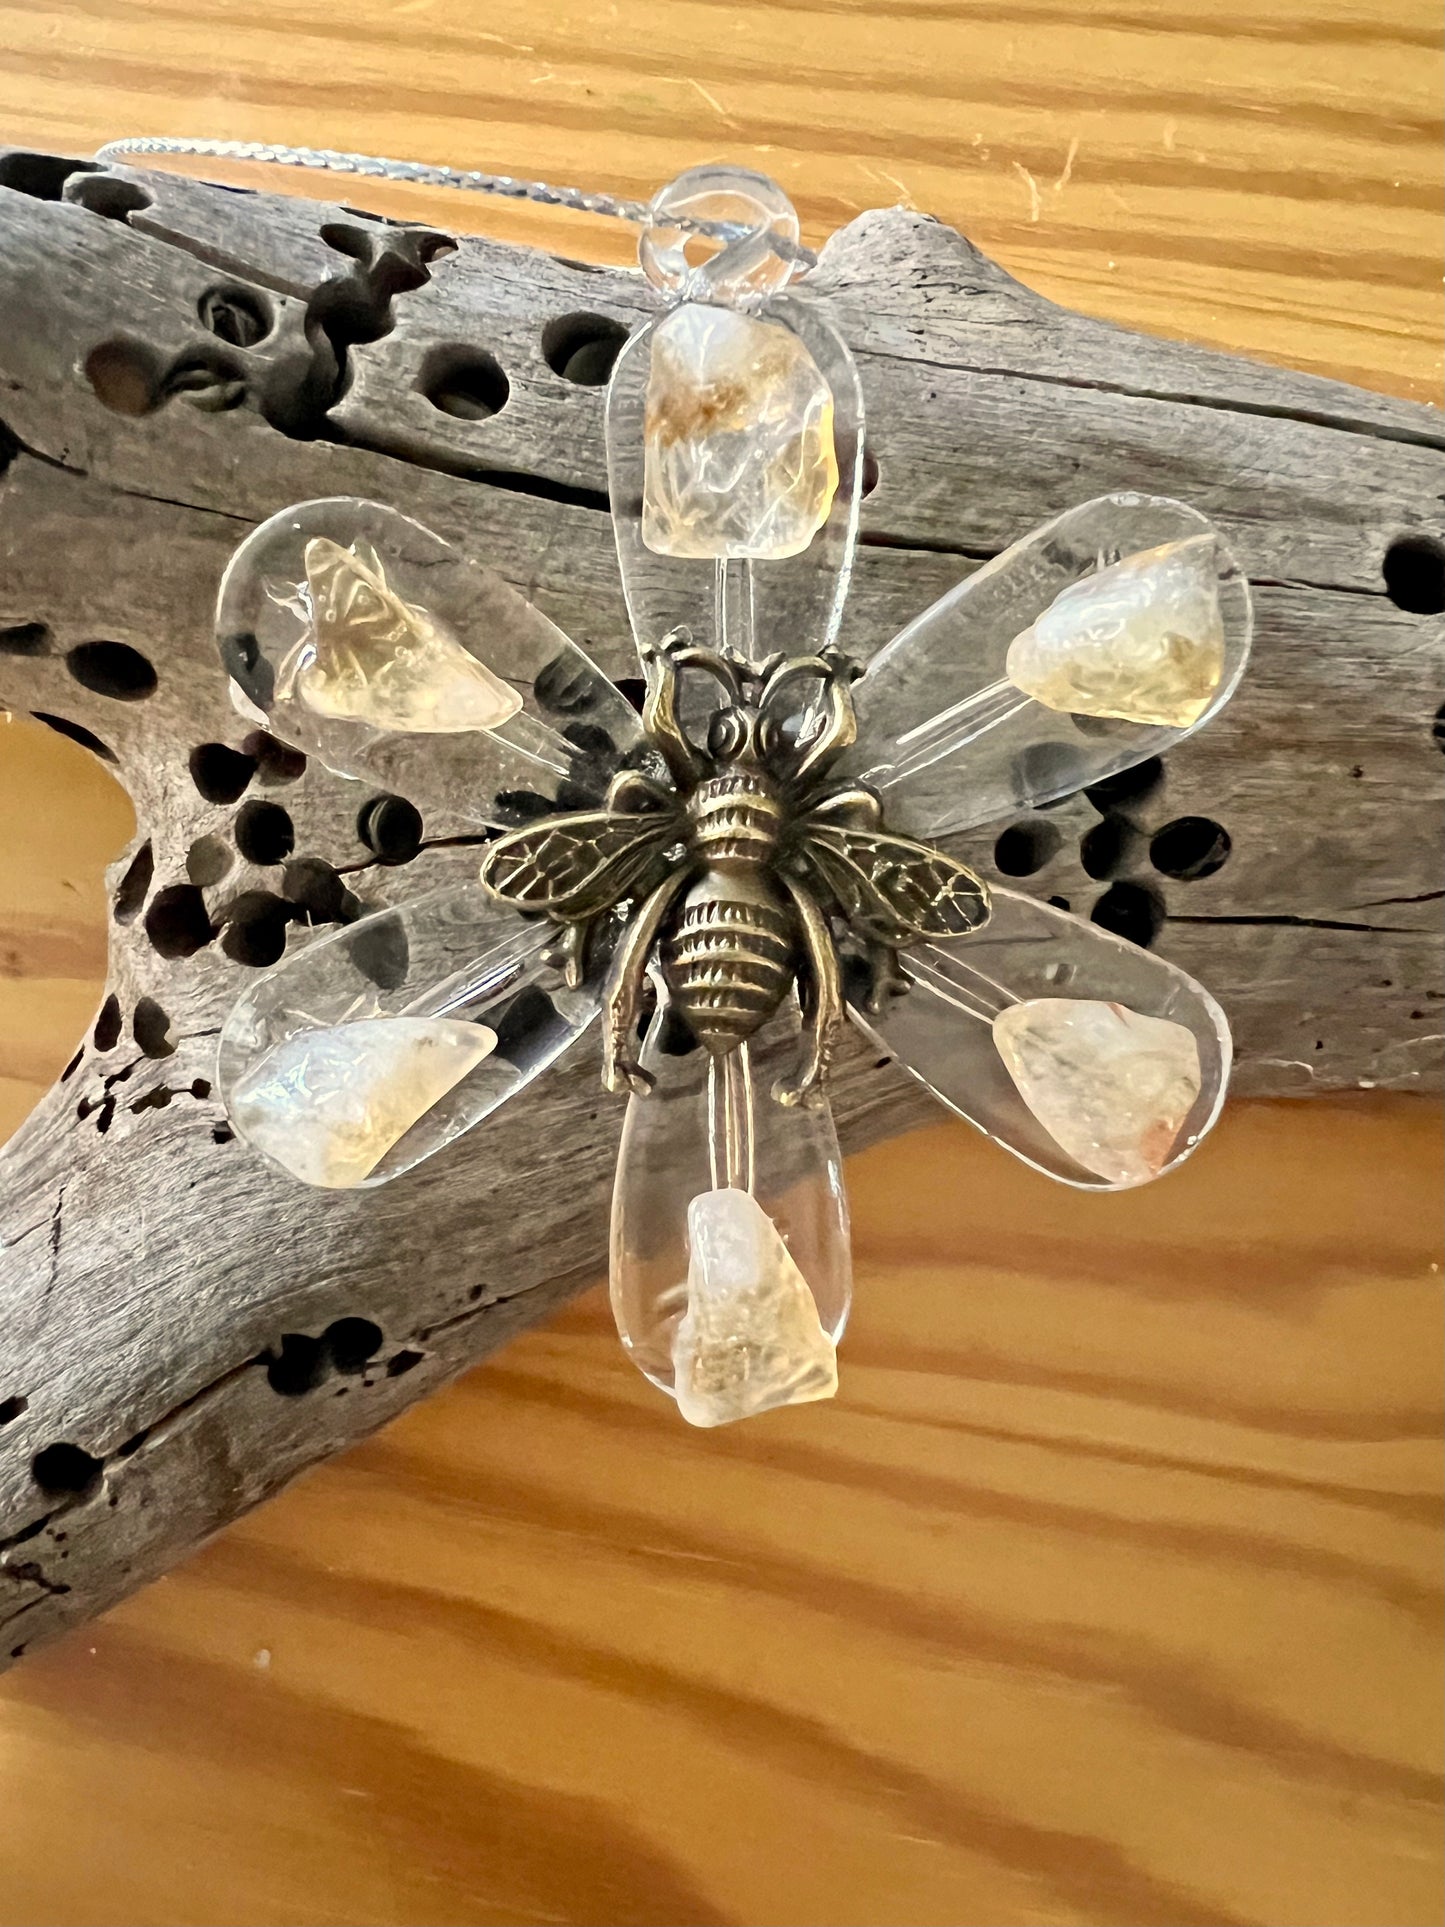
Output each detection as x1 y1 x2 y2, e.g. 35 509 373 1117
479 637 991 1105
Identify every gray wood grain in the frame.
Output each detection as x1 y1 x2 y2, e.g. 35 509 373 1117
0 149 1440 1665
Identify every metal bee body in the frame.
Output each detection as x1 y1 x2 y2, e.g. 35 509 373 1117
479 636 992 1105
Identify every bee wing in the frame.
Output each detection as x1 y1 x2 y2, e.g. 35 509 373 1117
217 498 646 830
794 820 990 943
841 496 1252 839
605 291 864 669
848 887 1231 1191
481 807 683 920
219 879 598 1189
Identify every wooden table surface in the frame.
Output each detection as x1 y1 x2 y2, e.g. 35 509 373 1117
0 1 1441 1922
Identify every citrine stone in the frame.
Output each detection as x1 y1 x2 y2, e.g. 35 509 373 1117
642 306 838 561
671 1188 839 1427
286 537 523 733
992 998 1203 1186
1005 535 1225 728
229 1015 497 1188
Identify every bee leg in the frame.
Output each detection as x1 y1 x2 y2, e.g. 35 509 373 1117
774 876 843 1108
544 917 593 990
865 939 908 1012
603 869 692 1096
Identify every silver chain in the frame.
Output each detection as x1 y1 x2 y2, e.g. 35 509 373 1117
93 137 818 270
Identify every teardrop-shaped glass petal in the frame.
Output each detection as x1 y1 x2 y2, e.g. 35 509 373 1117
607 292 863 666
610 991 851 1422
216 498 644 827
849 886 1230 1190
844 496 1251 839
219 880 597 1187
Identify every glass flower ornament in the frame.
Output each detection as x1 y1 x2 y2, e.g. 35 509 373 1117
214 167 1251 1428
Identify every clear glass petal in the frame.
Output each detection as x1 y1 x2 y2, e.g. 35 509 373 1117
215 498 644 826
606 291 864 666
610 989 851 1423
219 880 597 1187
845 496 1252 838
849 886 1231 1191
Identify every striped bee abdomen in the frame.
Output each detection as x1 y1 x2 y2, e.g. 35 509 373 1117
664 870 796 1054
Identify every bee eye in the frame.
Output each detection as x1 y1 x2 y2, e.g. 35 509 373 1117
755 715 782 759
707 710 747 759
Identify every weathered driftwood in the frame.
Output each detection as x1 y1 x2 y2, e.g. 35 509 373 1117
0 146 1440 1665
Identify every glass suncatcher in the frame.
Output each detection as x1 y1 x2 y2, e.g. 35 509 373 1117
213 166 1251 1428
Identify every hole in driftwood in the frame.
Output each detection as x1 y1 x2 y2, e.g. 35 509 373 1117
535 651 614 717
495 789 556 826
65 639 157 701
63 174 154 221
1434 701 1445 754
656 1005 700 1058
31 1441 102 1498
92 994 122 1052
264 1334 328 1397
326 1317 384 1375
1382 534 1445 615
0 152 99 198
347 912 409 990
1150 815 1232 882
113 839 154 922
357 794 423 862
211 1121 235 1144
219 890 292 967
282 856 349 924
84 337 166 416
264 1318 385 1396
420 345 510 420
199 284 274 348
1090 880 1164 948
241 730 307 785
218 630 275 709
31 712 116 762
234 799 295 865
0 621 50 656
541 312 627 386
1080 815 1140 881
1012 741 1089 809
145 884 216 959
61 1047 83 1081
493 986 558 1063
0 1395 28 1425
993 819 1060 877
186 834 233 887
132 996 176 1058
189 742 256 804
386 1350 424 1377
1084 756 1165 814
860 450 880 497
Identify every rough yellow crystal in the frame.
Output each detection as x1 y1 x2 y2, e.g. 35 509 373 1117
671 1187 838 1426
1005 535 1225 727
643 306 838 561
229 1015 497 1188
993 998 1203 1186
283 537 523 733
